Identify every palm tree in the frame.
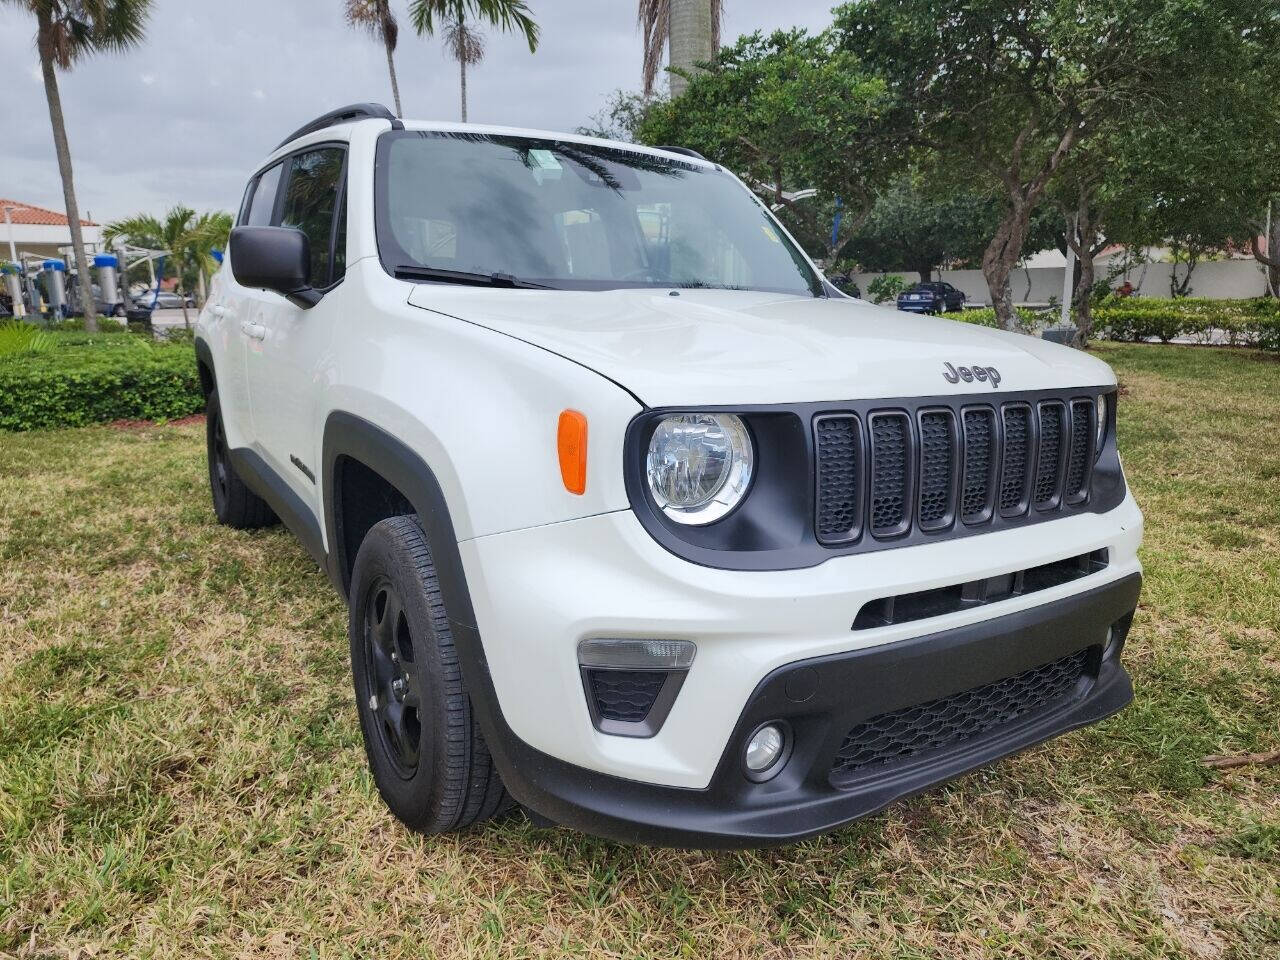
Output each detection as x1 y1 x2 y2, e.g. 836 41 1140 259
105 205 229 330
5 0 152 332
346 0 403 116
639 0 722 98
409 0 539 122
442 15 485 122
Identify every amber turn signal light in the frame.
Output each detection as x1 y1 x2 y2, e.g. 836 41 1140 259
558 410 588 495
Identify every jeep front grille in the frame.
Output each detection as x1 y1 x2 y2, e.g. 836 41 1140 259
814 396 1100 544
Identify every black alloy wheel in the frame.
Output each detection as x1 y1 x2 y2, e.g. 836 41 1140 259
362 576 426 777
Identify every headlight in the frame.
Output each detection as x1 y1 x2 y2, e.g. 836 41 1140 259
645 413 754 525
1095 393 1109 460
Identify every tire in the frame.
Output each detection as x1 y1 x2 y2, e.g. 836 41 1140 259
205 389 277 528
349 516 512 834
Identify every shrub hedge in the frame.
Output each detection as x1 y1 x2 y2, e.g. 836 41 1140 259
0 332 202 431
1093 297 1280 349
952 298 1280 353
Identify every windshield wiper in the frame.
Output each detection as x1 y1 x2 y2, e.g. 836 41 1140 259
393 265 550 289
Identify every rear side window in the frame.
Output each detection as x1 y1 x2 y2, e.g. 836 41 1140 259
280 147 346 287
244 162 283 227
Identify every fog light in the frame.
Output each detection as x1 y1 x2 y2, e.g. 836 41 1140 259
745 723 785 775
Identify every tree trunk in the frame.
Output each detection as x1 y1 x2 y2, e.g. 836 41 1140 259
383 31 403 116
915 262 934 283
1070 206 1098 349
981 200 1032 331
37 12 97 332
667 0 714 97
460 57 467 122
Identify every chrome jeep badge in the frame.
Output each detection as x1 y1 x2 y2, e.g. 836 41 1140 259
943 362 1001 387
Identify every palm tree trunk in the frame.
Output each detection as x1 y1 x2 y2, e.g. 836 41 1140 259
37 10 97 332
460 57 468 122
667 0 714 97
384 32 403 116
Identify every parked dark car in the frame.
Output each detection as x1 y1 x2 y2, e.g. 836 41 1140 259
896 281 966 314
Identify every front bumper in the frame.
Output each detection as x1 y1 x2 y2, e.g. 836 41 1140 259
473 572 1139 847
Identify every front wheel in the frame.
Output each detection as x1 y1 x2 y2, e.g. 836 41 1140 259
349 516 512 834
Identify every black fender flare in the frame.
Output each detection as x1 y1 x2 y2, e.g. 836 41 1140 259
321 411 476 628
321 411 548 804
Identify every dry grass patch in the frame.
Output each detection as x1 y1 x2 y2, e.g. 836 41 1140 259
1 343 1277 958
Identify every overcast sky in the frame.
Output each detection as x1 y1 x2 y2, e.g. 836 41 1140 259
1 1 839 225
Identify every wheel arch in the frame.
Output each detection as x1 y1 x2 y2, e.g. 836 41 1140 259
321 410 477 630
194 337 216 399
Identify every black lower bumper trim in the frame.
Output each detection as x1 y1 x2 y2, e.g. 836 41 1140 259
460 573 1141 849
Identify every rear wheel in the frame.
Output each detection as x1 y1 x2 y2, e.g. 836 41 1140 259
349 516 512 834
205 389 277 528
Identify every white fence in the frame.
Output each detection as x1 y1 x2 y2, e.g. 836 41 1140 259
850 258 1272 305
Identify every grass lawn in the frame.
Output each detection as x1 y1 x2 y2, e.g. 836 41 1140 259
1 342 1277 958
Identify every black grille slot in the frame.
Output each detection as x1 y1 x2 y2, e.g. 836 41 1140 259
586 670 667 723
960 407 996 523
852 549 1109 629
1065 399 1093 502
1035 402 1066 507
830 648 1092 782
869 413 912 537
917 411 956 529
815 415 862 543
999 404 1032 514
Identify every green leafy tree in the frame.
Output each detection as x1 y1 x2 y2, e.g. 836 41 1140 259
834 0 1276 332
5 0 152 331
409 0 539 122
639 0 723 97
841 175 1005 281
345 0 403 116
577 89 653 142
637 29 898 261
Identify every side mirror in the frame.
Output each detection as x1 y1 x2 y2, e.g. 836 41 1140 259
229 226 321 308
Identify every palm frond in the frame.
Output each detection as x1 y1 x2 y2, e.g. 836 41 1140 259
443 16 486 67
345 0 398 51
31 0 153 67
409 0 539 53
638 0 671 97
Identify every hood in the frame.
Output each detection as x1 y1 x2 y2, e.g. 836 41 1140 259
406 286 1115 407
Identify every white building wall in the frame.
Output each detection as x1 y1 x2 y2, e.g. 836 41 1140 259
850 258 1269 305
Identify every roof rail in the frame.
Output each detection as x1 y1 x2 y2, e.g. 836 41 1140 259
654 145 708 161
276 103 403 150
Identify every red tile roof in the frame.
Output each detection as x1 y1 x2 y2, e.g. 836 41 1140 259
0 198 97 227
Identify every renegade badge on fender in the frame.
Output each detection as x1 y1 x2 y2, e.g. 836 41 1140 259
196 103 1143 848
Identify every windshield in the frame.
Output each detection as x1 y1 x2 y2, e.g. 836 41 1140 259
375 131 821 296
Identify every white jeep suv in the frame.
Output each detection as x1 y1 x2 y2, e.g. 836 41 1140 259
196 103 1143 847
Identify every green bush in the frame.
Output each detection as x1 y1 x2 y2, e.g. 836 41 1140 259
953 306 1043 332
1094 297 1280 351
0 341 202 431
48 317 127 333
866 274 908 304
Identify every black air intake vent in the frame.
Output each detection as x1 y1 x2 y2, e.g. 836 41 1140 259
830 648 1093 783
585 670 666 723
